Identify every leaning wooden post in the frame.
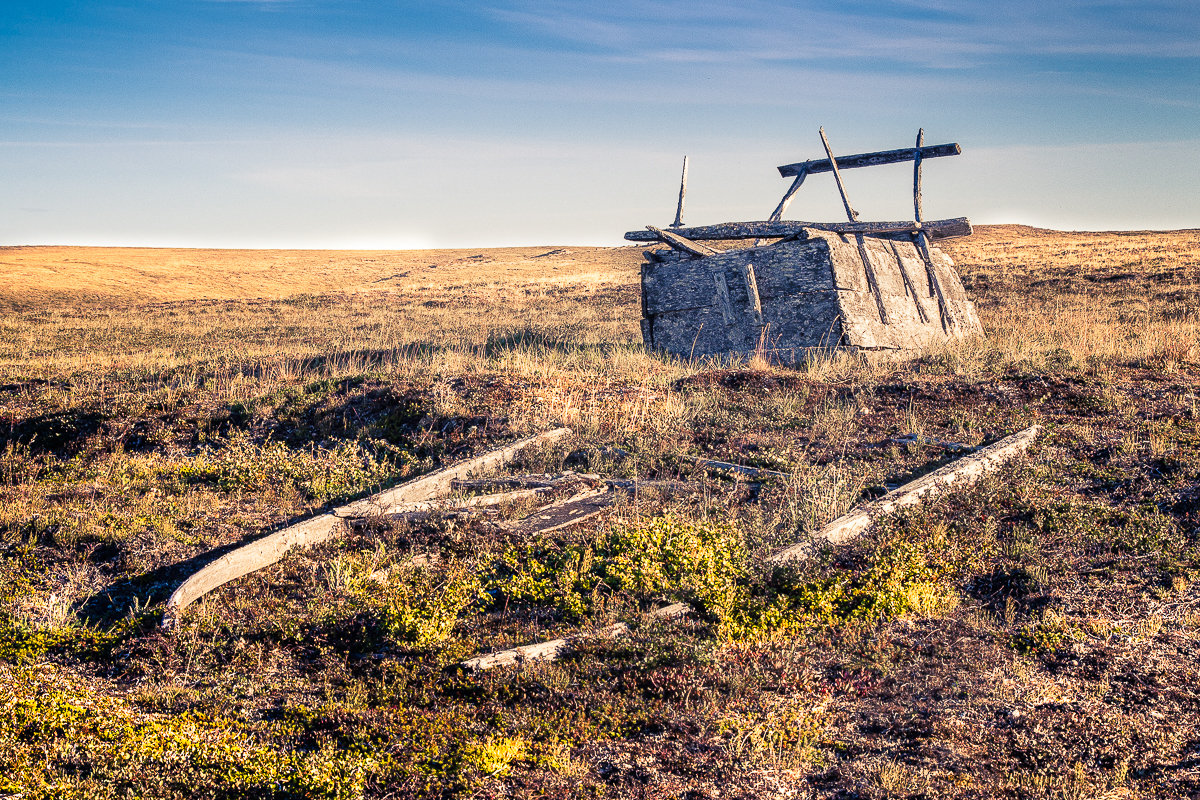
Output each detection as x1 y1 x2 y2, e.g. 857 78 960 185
820 127 888 324
909 130 954 332
671 155 689 228
819 127 860 223
768 166 809 223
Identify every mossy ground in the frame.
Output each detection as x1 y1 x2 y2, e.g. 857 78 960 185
0 228 1198 798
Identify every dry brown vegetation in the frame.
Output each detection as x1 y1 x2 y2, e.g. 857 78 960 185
0 226 1198 799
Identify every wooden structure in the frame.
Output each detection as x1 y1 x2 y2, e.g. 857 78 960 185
627 129 983 360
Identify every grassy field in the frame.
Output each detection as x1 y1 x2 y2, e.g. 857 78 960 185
1 225 1198 799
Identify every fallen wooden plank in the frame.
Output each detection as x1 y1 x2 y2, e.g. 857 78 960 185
624 218 973 242
462 602 692 671
777 142 960 177
498 488 615 537
161 428 572 627
605 478 701 495
766 425 1040 565
349 486 561 526
888 433 972 452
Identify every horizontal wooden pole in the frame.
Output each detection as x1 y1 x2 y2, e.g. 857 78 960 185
777 143 960 178
625 217 972 243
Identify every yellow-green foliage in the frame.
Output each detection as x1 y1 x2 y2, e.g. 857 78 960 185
0 666 381 799
489 514 749 625
0 620 122 665
177 429 397 502
491 512 965 640
0 665 520 799
600 514 748 621
1010 613 1072 656
729 518 963 639
460 734 529 778
339 559 486 648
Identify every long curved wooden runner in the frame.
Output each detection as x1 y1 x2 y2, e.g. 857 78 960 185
161 427 571 627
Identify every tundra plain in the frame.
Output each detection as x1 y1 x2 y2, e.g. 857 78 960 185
1 225 1199 799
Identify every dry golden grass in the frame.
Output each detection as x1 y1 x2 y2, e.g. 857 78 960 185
941 225 1200 368
1 226 1199 800
0 244 638 309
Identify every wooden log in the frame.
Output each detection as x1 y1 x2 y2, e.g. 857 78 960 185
461 602 692 671
819 127 861 222
161 428 572 626
604 478 700 495
778 142 960 177
335 428 572 517
671 155 689 228
914 230 954 333
624 218 973 242
646 225 718 258
450 472 598 491
888 433 971 452
765 425 1040 565
361 485 564 524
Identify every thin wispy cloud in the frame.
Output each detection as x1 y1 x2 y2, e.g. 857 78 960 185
0 0 1195 246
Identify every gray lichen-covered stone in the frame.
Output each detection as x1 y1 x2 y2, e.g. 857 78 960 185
640 230 982 361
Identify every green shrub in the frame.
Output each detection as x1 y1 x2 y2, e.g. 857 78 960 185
488 514 750 628
729 519 961 639
598 514 748 622
337 558 487 649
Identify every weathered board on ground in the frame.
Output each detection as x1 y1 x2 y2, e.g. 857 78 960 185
638 230 982 360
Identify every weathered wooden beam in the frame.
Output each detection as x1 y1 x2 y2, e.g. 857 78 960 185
450 472 599 492
712 272 736 324
778 142 960 178
497 489 614 537
646 225 718 258
854 232 891 325
914 229 954 333
625 218 973 242
161 427 572 626
766 426 1040 565
461 603 692 672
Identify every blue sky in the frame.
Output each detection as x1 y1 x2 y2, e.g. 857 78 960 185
2 1 1197 247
